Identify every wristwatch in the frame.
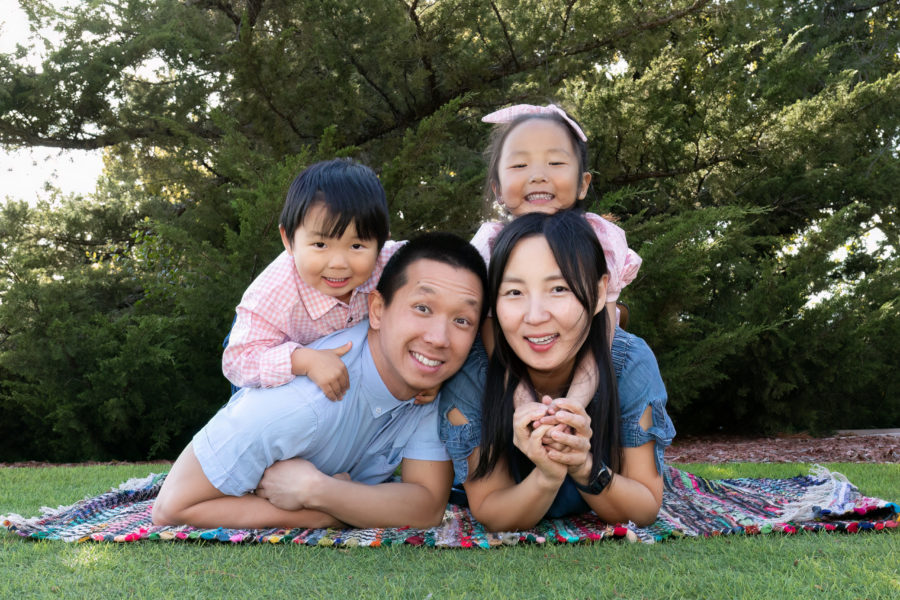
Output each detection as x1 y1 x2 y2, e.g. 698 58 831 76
573 463 613 495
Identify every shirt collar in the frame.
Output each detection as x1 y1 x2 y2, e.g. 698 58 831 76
360 335 413 419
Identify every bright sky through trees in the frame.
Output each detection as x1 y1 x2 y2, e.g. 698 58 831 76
0 1 104 203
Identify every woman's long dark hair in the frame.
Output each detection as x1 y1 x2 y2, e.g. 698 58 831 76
472 211 622 481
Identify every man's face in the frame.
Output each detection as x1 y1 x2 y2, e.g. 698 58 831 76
368 259 483 400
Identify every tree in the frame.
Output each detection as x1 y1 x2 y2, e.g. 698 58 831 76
1 0 897 459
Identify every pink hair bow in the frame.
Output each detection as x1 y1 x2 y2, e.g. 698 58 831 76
481 103 587 142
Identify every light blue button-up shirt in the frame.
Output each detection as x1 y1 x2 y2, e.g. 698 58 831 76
194 320 450 496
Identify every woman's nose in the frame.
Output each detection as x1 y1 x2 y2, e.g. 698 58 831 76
523 297 550 324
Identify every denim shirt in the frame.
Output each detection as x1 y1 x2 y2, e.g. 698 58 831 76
438 327 676 517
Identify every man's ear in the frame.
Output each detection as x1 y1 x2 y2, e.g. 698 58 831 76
578 171 593 200
594 273 609 316
368 290 385 329
279 225 293 254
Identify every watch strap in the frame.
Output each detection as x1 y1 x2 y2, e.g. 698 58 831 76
572 463 612 495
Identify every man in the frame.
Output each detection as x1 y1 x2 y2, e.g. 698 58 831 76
152 233 487 529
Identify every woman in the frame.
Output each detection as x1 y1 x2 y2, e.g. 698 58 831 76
439 211 674 531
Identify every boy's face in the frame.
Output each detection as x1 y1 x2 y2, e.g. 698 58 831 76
281 203 380 303
367 259 483 401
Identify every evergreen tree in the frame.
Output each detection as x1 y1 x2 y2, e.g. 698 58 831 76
1 0 896 459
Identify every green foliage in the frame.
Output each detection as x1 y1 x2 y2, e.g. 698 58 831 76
1 0 898 458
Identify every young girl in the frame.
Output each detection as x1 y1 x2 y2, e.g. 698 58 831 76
223 158 402 401
445 211 674 530
473 103 642 342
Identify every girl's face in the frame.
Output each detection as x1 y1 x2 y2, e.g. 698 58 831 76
495 235 592 386
495 119 591 217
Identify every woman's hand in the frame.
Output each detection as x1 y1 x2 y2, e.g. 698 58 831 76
542 398 593 481
512 403 567 483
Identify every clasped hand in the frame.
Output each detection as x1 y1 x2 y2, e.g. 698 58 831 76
512 397 592 482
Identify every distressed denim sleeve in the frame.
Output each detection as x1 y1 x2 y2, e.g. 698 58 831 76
613 330 676 475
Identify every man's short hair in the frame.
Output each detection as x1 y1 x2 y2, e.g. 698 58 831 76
377 233 488 323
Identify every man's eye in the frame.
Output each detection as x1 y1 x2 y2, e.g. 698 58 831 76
454 317 473 327
414 304 431 314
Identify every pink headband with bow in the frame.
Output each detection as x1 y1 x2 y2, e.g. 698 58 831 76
481 103 587 142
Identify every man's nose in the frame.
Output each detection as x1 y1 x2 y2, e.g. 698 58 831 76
424 319 450 347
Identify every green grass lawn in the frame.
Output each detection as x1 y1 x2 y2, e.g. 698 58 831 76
1 463 898 599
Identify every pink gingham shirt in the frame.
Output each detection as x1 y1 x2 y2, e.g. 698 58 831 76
222 240 404 388
470 212 642 303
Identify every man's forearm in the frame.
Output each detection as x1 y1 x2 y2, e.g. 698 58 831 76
305 477 449 529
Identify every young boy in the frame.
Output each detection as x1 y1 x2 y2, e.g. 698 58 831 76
222 158 401 400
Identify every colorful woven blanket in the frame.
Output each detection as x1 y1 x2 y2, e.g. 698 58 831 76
3 466 897 547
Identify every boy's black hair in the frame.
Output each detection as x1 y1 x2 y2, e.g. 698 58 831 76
280 158 390 249
376 232 489 324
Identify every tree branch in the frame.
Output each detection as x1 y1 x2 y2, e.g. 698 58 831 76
489 0 519 70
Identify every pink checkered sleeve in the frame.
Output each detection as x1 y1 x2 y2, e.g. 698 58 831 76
222 252 311 388
470 221 504 267
222 307 301 388
584 212 642 302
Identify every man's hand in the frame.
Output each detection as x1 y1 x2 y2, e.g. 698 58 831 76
291 343 352 401
255 458 330 511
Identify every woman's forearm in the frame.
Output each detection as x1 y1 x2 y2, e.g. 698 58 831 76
578 471 662 526
468 468 562 532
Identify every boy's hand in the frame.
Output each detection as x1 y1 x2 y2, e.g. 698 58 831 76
413 384 441 405
291 343 352 401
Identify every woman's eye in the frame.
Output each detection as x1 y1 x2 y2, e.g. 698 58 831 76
501 288 522 297
551 285 570 294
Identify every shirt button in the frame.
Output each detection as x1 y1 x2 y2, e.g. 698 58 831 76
375 407 382 415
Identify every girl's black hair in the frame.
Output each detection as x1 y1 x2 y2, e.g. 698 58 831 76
472 210 622 481
482 108 590 215
280 158 390 249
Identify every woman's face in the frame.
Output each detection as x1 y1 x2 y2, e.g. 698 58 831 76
494 235 591 383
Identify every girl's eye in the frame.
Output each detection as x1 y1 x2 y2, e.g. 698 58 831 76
509 163 526 169
312 242 326 248
549 161 566 166
351 243 365 250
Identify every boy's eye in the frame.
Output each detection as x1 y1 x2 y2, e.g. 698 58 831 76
351 243 366 250
312 242 327 248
